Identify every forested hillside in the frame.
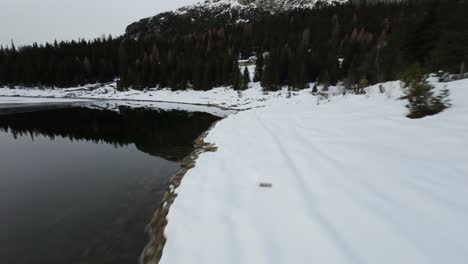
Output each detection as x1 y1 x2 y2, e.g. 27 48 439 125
0 0 466 91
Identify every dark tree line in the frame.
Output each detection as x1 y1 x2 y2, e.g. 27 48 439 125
1 0 467 91
0 36 120 88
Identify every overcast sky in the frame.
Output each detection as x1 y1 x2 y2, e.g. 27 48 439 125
0 0 200 47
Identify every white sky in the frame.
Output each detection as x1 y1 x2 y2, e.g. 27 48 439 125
0 0 200 47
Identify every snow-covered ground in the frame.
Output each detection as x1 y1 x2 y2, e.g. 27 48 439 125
0 81 310 111
0 80 311 117
2 78 467 264
159 79 468 264
0 66 305 112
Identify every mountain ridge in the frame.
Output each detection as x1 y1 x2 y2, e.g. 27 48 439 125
125 0 348 38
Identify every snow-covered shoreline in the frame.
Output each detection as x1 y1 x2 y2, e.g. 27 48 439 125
0 81 312 110
0 95 238 118
0 81 316 117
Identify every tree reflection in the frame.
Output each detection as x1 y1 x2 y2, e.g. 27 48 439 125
0 106 220 162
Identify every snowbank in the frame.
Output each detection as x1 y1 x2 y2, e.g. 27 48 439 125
86 100 236 118
0 82 312 111
0 96 237 118
160 79 468 264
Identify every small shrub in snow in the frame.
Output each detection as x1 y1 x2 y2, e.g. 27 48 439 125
401 64 451 119
357 76 368 94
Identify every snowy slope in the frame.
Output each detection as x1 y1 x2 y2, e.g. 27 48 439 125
159 79 468 264
125 0 348 37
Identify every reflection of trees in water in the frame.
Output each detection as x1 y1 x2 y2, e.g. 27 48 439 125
0 106 220 162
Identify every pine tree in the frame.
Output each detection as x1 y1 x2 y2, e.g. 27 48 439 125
293 47 308 90
141 53 150 89
242 66 250 90
117 43 128 89
230 59 242 91
402 64 451 118
253 52 264 82
201 64 211 91
261 53 273 91
261 51 281 91
320 70 331 91
83 57 92 82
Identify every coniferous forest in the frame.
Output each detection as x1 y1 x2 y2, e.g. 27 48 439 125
0 0 467 91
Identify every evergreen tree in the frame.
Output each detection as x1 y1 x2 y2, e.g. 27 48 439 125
230 59 242 91
319 70 331 91
261 53 273 91
117 43 128 90
201 64 211 91
253 52 264 82
242 66 250 90
402 64 451 118
293 47 308 90
141 53 150 89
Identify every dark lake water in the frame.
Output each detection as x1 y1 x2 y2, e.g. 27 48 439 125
0 105 220 264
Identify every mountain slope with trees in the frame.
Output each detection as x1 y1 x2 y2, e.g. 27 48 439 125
0 0 467 91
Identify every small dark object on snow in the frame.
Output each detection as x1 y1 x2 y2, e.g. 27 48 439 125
259 183 273 188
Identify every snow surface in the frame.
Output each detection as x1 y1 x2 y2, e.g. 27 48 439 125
159 79 468 264
2 78 468 264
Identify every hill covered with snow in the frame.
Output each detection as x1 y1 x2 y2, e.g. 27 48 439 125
125 0 348 38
